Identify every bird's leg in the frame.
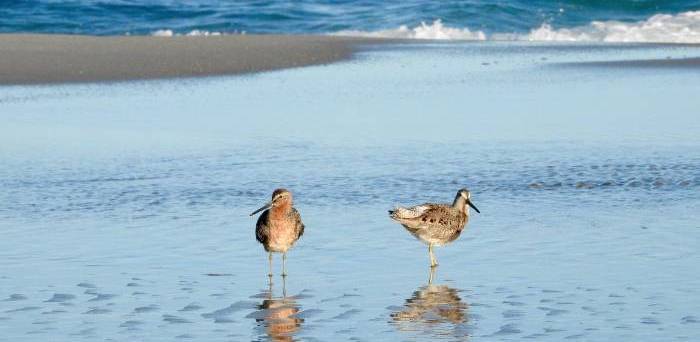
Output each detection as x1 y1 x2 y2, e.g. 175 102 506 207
282 274 287 298
428 244 433 267
268 252 274 278
428 265 437 285
267 273 273 297
281 253 288 277
429 243 438 268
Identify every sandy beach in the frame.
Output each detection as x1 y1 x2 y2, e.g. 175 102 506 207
0 34 386 85
2 34 698 86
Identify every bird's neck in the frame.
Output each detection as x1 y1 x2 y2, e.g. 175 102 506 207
270 202 292 220
452 195 468 215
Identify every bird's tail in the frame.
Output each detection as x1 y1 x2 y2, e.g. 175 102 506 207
388 207 408 220
389 205 427 220
388 209 398 220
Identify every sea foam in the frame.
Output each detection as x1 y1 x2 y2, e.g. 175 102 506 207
150 10 700 44
332 11 700 43
526 10 700 43
151 29 226 37
335 19 486 40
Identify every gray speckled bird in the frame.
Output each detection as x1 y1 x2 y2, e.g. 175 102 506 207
389 188 480 267
250 188 304 277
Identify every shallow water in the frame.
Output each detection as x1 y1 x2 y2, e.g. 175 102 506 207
1 43 700 341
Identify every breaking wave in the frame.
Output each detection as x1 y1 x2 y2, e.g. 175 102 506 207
333 11 700 44
151 29 227 37
334 20 486 40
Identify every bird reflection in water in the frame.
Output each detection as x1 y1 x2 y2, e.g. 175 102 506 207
251 277 304 342
390 268 470 339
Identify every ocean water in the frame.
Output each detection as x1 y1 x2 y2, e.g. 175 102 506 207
1 42 699 341
2 0 700 43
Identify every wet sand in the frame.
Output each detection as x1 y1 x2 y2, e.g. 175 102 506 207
0 34 386 85
2 34 698 85
563 57 700 69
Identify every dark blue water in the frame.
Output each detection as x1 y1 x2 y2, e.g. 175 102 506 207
1 0 699 35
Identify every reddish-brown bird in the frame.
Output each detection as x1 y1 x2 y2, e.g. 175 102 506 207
250 189 305 277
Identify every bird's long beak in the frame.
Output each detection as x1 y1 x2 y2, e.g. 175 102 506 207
250 202 271 216
467 199 480 213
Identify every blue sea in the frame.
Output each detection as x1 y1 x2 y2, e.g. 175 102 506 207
2 1 700 342
1 0 700 42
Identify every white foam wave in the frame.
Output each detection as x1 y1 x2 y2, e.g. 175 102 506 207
152 29 174 37
333 11 700 44
151 29 229 37
334 19 486 40
527 11 700 43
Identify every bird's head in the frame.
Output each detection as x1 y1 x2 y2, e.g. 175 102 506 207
250 188 293 216
455 188 480 214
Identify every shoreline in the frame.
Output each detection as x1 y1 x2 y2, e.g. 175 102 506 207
0 34 388 85
2 34 699 85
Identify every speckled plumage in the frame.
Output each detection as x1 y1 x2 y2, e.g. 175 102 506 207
390 203 468 246
389 188 480 267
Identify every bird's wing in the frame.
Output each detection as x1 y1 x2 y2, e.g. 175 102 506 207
255 210 270 245
420 205 465 227
389 204 433 220
291 207 304 239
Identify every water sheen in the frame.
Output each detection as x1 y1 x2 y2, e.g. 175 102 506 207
1 43 699 341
